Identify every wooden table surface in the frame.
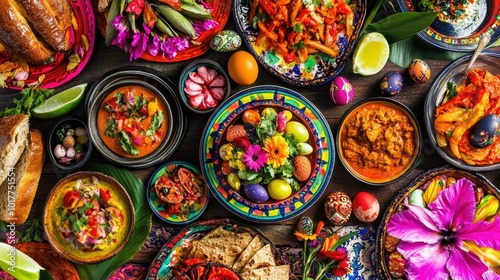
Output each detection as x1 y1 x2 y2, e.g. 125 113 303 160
1 20 500 266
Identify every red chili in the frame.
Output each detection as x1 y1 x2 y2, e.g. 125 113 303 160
100 188 111 202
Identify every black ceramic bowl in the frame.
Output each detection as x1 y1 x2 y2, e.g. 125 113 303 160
178 59 231 114
86 66 187 169
47 117 92 172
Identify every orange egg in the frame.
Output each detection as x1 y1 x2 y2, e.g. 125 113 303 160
227 51 258 85
408 59 431 84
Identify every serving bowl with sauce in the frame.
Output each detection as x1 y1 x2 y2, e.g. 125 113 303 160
43 171 134 264
86 66 187 169
336 97 422 186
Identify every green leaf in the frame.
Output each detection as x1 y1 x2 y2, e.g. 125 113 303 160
389 36 466 67
105 0 121 46
359 0 384 35
329 230 359 251
367 12 438 44
74 162 152 280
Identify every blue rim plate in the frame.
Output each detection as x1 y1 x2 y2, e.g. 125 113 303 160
397 0 500 51
199 85 335 223
233 0 367 87
147 161 209 225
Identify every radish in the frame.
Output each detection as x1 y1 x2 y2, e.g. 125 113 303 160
184 65 227 110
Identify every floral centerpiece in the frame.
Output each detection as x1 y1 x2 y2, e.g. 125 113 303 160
104 0 219 60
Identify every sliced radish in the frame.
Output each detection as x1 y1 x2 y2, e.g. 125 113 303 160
196 66 209 82
202 88 217 108
189 93 204 108
188 71 205 84
184 87 202 97
210 87 225 100
206 68 218 84
209 75 226 87
185 79 203 91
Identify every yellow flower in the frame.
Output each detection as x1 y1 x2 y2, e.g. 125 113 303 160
263 134 289 168
229 150 246 170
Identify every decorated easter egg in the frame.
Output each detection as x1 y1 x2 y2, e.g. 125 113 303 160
388 251 407 278
324 192 352 225
408 59 431 83
380 71 403 96
330 76 354 105
210 30 242 52
244 183 269 203
296 216 314 236
470 114 500 148
352 192 379 222
384 234 399 252
409 188 426 208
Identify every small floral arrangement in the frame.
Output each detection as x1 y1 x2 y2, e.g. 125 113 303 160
105 0 219 61
218 107 314 202
294 217 359 280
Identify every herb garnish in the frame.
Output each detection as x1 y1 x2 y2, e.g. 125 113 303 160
117 130 140 156
0 86 54 117
146 110 164 137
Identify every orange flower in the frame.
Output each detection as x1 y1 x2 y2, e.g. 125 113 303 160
263 134 289 168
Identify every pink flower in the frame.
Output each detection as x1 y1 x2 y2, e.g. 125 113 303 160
276 111 287 132
387 178 500 280
242 144 268 172
125 0 145 17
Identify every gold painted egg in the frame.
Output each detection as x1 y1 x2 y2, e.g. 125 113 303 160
210 30 242 52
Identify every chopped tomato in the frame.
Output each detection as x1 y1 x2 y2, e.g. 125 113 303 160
88 216 96 227
63 190 81 207
100 188 111 202
89 226 101 239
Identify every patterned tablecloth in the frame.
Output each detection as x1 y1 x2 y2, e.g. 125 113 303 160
110 225 378 279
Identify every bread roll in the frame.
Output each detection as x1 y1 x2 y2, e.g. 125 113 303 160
0 0 54 65
0 130 45 225
0 114 29 186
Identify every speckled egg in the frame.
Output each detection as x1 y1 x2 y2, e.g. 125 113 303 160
352 192 379 223
296 216 314 236
408 59 431 83
244 183 269 203
210 30 242 52
324 192 352 225
388 251 407 278
330 76 354 105
470 114 500 148
380 71 403 96
384 234 399 252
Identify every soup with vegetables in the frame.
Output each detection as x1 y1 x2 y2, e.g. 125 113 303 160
97 85 168 158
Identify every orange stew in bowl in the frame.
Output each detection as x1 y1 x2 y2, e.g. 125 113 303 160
97 85 168 158
340 103 416 181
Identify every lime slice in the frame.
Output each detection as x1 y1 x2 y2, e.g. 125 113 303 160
31 83 87 119
0 242 44 280
352 32 390 76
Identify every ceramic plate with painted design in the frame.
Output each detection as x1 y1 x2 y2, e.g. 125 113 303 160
200 86 335 223
397 0 500 51
233 0 366 87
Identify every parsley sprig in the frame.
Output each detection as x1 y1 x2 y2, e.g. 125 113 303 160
0 86 54 117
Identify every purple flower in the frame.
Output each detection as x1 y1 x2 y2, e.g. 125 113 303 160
147 34 160 57
276 111 287 132
159 37 190 59
242 144 268 172
192 19 219 37
111 14 131 49
387 178 500 280
129 31 149 61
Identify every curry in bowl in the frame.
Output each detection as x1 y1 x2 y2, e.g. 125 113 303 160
43 172 134 264
337 98 421 185
97 85 168 158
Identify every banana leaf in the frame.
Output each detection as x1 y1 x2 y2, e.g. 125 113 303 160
74 162 152 280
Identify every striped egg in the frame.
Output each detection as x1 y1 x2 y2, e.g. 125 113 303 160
330 76 354 105
210 30 242 52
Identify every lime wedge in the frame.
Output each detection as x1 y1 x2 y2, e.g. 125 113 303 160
0 242 44 280
31 83 87 119
352 32 390 76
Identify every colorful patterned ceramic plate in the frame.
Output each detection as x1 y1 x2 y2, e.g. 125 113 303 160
397 0 500 51
0 0 95 89
375 166 500 279
233 0 366 87
93 0 231 62
200 86 335 223
147 161 209 225
146 219 279 279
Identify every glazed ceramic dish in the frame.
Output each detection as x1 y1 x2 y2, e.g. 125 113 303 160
336 97 422 186
86 66 187 169
147 161 209 225
200 86 335 223
147 219 280 279
43 172 135 264
1 0 96 89
375 166 500 279
397 0 500 51
424 51 500 171
233 0 367 87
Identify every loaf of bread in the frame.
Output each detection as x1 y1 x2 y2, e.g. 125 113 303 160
0 130 45 224
0 114 29 187
0 0 54 65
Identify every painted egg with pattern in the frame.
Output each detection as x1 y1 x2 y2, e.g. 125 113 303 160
408 59 431 83
330 76 354 105
470 114 500 148
388 251 407 278
324 191 352 225
296 216 314 236
210 30 242 52
380 71 403 96
244 183 269 203
352 192 379 222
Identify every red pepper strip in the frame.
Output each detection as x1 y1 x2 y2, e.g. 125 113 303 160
284 52 297 63
260 0 277 15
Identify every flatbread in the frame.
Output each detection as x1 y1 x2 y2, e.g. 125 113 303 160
188 226 237 257
188 231 253 266
240 265 290 280
232 235 265 272
240 244 275 273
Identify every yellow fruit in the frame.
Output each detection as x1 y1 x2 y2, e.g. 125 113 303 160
352 32 389 76
227 51 258 85
267 179 292 200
